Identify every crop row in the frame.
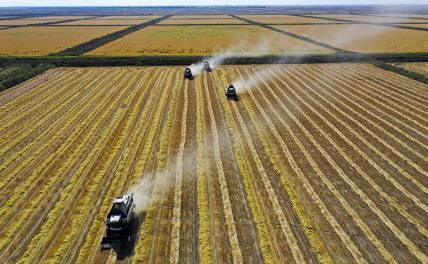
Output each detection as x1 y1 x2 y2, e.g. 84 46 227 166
0 64 426 263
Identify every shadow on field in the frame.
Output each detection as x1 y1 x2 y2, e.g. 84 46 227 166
111 211 147 260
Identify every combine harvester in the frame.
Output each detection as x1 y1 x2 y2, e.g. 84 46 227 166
101 193 136 250
203 61 211 72
184 68 193 80
225 84 239 101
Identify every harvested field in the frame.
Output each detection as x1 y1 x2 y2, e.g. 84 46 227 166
58 19 150 26
158 18 247 25
310 14 428 23
93 16 159 20
170 15 233 19
0 19 66 25
274 24 428 53
370 13 428 19
391 62 428 76
88 25 333 56
0 63 427 263
0 26 128 56
240 14 342 24
23 16 93 20
393 23 428 29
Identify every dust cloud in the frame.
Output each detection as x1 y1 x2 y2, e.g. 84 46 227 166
127 154 197 214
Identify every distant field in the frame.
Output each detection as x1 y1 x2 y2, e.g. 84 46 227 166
240 14 342 24
93 15 159 20
392 62 428 76
311 14 428 23
0 19 66 25
394 24 428 29
23 16 93 20
59 19 149 25
170 15 233 19
88 25 333 56
274 24 428 53
0 26 128 56
370 13 428 19
158 18 247 25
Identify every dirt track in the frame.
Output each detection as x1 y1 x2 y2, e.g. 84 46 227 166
0 64 427 263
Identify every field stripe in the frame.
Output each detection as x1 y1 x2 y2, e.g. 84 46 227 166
305 67 428 194
352 64 428 95
0 70 129 235
44 69 150 262
227 68 335 262
0 68 62 106
169 77 189 264
0 69 91 150
255 67 399 263
0 70 117 197
209 72 264 263
277 67 428 212
145 70 185 263
0 69 128 251
310 67 428 144
195 73 215 264
74 68 167 263
0 69 85 135
215 71 305 263
327 65 428 125
224 74 310 263
264 66 427 262
202 73 244 264
83 68 171 263
133 69 180 263
218 109 278 263
43 68 156 262
12 69 143 263
298 65 428 175
235 66 392 262
6 69 139 262
298 66 428 165
0 68 74 121
58 68 171 263
227 67 367 263
309 66 428 151
342 65 428 107
288 67 428 236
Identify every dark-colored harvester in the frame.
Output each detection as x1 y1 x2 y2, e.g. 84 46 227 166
184 68 193 80
225 84 239 101
203 61 211 72
101 193 135 250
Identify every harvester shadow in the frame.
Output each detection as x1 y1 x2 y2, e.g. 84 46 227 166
113 211 147 260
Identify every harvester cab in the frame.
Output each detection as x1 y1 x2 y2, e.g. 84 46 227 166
225 84 239 101
184 68 193 80
203 61 211 72
101 193 136 250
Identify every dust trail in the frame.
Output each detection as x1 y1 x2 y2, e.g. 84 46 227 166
189 52 236 77
233 65 280 93
127 154 197 214
128 176 153 213
188 37 282 77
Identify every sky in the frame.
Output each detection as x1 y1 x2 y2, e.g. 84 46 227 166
1 0 427 7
